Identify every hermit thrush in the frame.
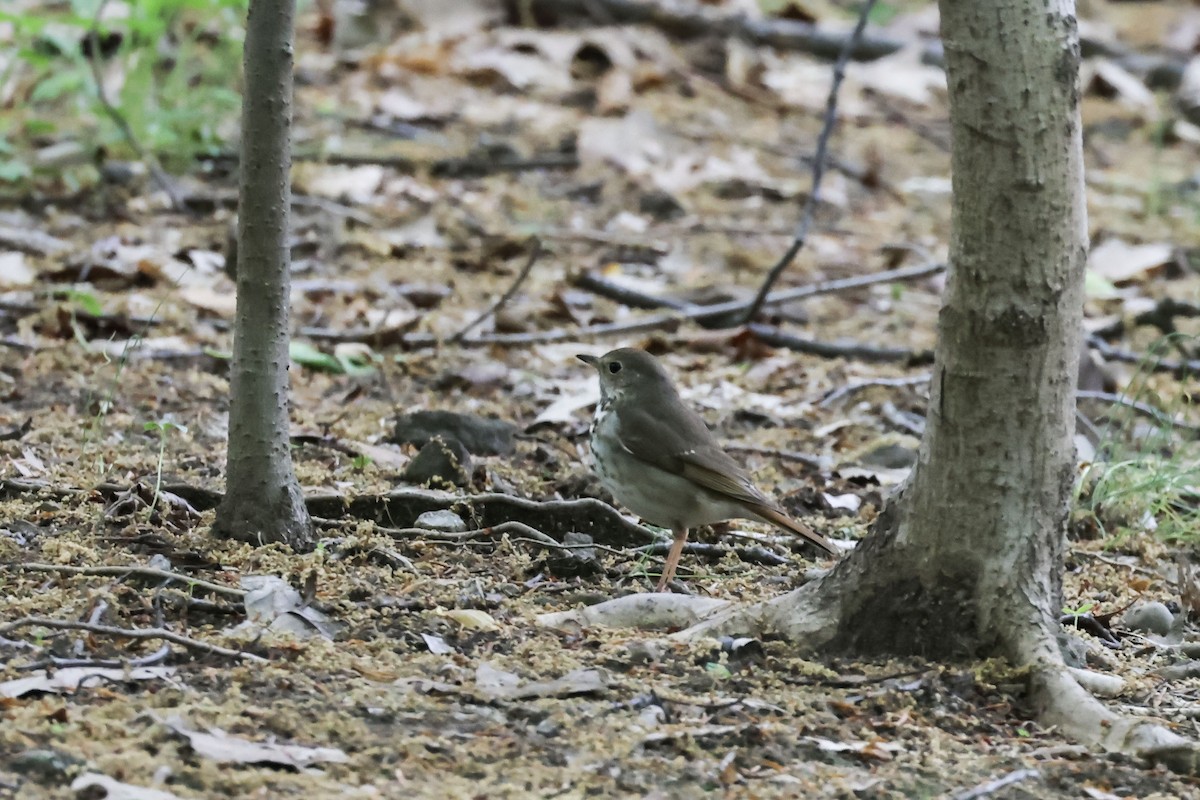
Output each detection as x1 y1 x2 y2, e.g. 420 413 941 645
578 348 838 591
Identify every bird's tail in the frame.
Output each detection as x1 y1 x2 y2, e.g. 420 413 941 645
751 504 839 556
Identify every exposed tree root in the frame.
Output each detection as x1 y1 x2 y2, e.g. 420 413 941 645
655 563 1200 774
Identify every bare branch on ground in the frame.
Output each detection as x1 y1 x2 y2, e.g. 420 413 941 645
0 617 265 663
742 0 879 322
6 563 246 599
451 238 543 342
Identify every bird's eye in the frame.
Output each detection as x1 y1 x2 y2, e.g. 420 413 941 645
608 361 622 374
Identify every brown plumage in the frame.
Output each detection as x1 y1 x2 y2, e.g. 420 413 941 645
579 348 837 590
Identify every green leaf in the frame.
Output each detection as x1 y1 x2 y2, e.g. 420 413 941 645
63 289 104 317
31 69 87 103
1085 270 1119 300
290 341 342 373
704 662 731 680
334 348 380 377
0 160 32 183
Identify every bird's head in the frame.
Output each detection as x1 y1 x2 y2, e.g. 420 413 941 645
577 348 673 404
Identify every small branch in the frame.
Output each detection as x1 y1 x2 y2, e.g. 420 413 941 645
388 262 943 348
950 769 1041 800
380 520 565 550
741 0 878 323
15 643 172 672
747 323 933 364
555 0 907 61
8 563 246 599
1076 390 1200 436
640 541 790 567
450 237 542 343
819 374 932 407
880 401 926 436
1087 336 1200 380
0 617 265 663
723 444 827 469
0 417 33 442
86 0 186 211
574 260 946 329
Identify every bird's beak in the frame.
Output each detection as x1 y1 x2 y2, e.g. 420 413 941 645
576 354 598 367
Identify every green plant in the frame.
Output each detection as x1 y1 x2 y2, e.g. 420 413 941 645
1075 335 1200 544
1 0 248 183
145 418 187 513
1061 601 1094 617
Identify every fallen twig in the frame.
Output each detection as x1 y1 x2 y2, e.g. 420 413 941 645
949 769 1041 800
723 444 827 469
819 374 932 407
451 237 542 343
573 260 946 329
639 541 789 567
742 0 878 323
380 520 564 550
553 0 908 61
747 323 934 364
393 262 943 348
14 643 172 672
0 417 32 442
8 563 246 599
1087 336 1200 380
1076 390 1200 436
0 617 265 663
306 489 657 548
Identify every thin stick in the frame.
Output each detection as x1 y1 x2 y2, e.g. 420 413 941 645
740 0 878 323
86 0 186 211
393 262 943 348
9 563 246 599
723 444 827 469
15 643 172 672
747 323 932 364
550 261 947 341
950 769 1041 800
1087 336 1200 380
450 238 542 343
1076 390 1200 435
819 374 932 407
0 617 266 663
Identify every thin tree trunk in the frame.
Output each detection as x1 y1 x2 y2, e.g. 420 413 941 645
679 0 1197 768
213 0 313 548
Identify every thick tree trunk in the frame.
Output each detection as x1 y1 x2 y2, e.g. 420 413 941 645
213 0 313 549
680 0 1196 768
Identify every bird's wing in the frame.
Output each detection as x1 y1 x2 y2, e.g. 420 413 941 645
613 403 770 507
614 402 838 556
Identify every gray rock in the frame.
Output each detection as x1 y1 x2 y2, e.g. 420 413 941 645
1121 601 1175 636
402 437 472 487
391 410 516 456
860 443 918 469
414 510 468 533
1056 629 1090 668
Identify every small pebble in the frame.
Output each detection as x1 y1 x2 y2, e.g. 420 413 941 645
1121 601 1174 636
414 510 468 533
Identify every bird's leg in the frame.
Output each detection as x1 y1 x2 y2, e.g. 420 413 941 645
657 526 689 592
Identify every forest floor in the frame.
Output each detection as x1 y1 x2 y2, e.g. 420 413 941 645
2 1 1200 798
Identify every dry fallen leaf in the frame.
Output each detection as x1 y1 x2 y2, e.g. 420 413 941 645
162 716 348 768
0 667 177 699
1088 238 1174 284
70 773 182 800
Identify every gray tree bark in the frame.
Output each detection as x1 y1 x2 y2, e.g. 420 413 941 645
213 0 313 549
681 0 1196 768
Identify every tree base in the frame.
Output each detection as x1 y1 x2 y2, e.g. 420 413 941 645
213 480 314 550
